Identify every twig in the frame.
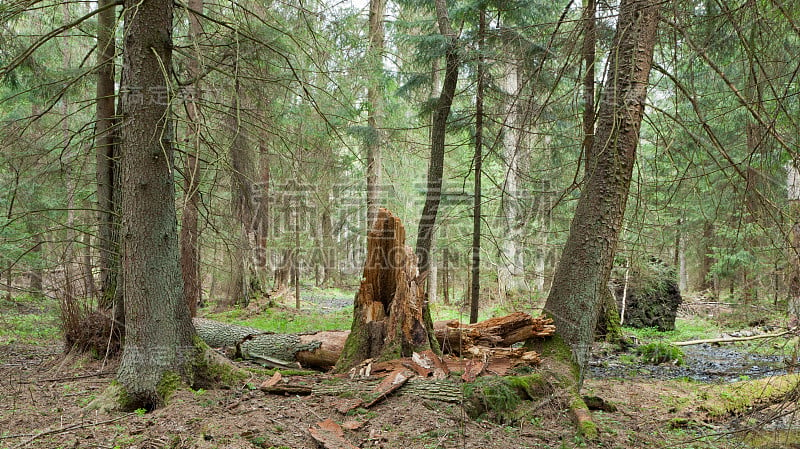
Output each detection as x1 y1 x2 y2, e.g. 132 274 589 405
7 412 135 448
19 371 115 384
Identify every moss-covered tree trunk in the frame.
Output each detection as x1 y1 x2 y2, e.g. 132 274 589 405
543 0 661 374
336 209 439 372
115 0 203 410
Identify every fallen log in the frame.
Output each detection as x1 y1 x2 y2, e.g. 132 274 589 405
193 312 552 370
673 330 791 347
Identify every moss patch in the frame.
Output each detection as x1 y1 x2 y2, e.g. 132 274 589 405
700 374 800 418
463 376 523 423
190 337 249 389
156 371 182 404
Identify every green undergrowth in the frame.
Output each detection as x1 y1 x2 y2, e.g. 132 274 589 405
623 316 724 344
0 294 60 344
206 304 353 333
428 300 540 323
698 374 800 418
637 342 685 365
744 430 800 448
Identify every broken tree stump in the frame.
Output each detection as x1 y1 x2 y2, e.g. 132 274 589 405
335 208 438 372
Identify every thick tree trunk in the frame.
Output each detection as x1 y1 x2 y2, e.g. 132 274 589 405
116 0 198 409
337 209 439 371
179 0 204 317
543 0 661 373
415 0 459 275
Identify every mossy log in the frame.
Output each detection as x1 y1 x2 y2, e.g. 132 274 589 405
262 376 463 403
194 318 346 369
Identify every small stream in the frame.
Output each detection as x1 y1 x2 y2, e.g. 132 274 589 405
589 342 787 383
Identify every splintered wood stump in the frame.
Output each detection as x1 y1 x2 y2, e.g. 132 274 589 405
335 208 438 372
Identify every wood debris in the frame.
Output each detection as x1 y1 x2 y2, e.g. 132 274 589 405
308 419 359 449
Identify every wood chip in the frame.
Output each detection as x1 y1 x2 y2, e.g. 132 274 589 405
364 370 409 408
308 419 359 449
259 371 282 389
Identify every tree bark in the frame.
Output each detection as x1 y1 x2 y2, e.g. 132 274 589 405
225 89 266 308
415 0 459 276
543 0 662 373
179 0 204 317
337 208 439 372
116 0 198 409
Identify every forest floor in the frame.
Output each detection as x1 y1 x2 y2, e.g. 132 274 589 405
0 291 798 449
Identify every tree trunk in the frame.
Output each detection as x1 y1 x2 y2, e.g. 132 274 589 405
226 91 266 308
116 0 198 409
179 0 204 317
543 0 661 373
787 162 800 320
470 8 485 325
699 221 715 291
415 0 459 275
366 0 385 228
337 208 439 372
497 59 527 297
95 0 119 309
581 0 596 165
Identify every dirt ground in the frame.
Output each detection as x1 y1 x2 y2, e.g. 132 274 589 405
0 341 763 449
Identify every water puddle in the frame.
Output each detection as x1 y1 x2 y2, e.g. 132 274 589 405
589 342 787 383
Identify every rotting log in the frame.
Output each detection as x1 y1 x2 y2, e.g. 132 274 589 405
194 318 347 369
262 376 463 403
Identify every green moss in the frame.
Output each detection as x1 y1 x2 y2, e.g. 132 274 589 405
506 374 550 399
569 393 598 440
156 371 181 404
700 374 800 417
190 336 248 388
463 376 524 423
